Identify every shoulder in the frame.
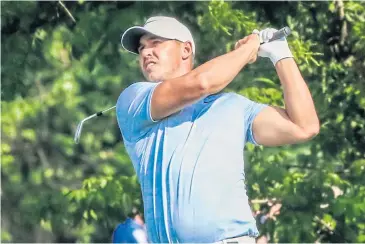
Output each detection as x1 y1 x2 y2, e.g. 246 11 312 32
113 222 126 236
217 92 267 115
226 92 258 105
113 218 133 233
117 82 153 101
217 92 249 105
125 81 154 91
116 82 158 112
227 92 248 100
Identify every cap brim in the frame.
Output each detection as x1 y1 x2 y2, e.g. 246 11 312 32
121 26 151 55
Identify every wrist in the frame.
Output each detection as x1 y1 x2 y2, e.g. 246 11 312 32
274 57 296 69
244 42 259 63
245 41 259 53
235 43 258 64
270 48 294 66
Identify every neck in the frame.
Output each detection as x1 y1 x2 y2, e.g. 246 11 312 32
134 215 144 226
168 62 193 79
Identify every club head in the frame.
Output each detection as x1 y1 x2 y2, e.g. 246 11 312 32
74 121 84 144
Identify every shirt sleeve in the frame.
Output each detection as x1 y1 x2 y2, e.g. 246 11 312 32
240 96 268 145
116 82 160 142
132 229 149 243
112 224 124 243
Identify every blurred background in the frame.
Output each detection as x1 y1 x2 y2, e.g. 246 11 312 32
1 0 364 243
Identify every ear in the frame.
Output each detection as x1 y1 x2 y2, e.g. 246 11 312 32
181 41 193 60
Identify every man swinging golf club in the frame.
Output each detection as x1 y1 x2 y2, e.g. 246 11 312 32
116 16 319 243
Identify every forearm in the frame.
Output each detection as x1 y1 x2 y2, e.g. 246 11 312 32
276 59 320 134
191 43 257 95
150 35 258 121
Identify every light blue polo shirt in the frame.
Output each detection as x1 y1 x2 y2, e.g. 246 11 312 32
116 81 267 243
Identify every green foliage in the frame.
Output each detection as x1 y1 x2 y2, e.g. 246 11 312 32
1 0 364 242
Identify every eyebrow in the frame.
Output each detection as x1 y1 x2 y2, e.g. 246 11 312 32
139 36 162 46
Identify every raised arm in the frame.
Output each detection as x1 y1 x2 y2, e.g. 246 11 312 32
151 34 260 121
253 59 320 146
251 28 320 146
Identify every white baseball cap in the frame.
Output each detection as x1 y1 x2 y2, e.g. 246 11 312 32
121 16 195 55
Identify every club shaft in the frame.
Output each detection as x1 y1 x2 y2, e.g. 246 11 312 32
269 26 291 42
97 105 116 116
74 105 116 143
259 26 291 45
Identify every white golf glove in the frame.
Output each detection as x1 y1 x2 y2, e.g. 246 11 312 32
252 28 294 66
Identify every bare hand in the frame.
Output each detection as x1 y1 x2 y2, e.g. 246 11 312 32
268 203 282 219
234 34 260 63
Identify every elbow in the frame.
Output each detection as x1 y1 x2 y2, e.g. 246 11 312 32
178 72 211 103
303 122 320 140
195 72 211 96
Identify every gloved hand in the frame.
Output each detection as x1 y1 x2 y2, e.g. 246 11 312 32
252 28 294 66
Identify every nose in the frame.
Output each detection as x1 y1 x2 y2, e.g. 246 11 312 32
140 50 152 69
140 46 153 58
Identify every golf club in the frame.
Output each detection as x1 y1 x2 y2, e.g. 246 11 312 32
73 27 291 144
266 26 291 43
74 105 116 143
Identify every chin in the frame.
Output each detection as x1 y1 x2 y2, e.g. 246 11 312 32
146 73 164 82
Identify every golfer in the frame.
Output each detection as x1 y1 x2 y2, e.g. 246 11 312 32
116 16 319 243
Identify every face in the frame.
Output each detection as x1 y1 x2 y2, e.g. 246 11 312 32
138 33 185 81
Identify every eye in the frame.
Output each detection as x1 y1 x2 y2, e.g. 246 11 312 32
138 45 144 53
153 40 162 45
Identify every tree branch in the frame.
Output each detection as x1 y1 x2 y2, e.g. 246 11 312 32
335 0 347 46
58 1 76 23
